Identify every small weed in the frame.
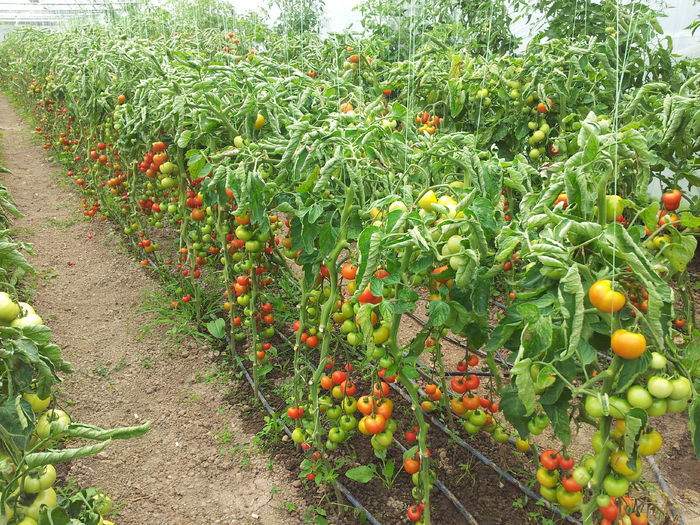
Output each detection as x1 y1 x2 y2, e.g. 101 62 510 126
179 391 201 403
215 428 234 444
270 485 279 494
280 501 297 512
140 357 153 369
45 216 79 229
240 455 251 467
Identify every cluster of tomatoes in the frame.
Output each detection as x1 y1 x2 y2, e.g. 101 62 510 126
643 188 685 251
222 31 240 53
415 111 440 135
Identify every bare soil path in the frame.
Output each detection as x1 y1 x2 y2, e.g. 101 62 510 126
0 94 303 524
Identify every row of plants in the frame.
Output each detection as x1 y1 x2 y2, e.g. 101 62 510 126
0 156 149 523
0 2 698 522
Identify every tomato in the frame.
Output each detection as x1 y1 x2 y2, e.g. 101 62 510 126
462 392 480 410
572 466 591 486
468 409 488 426
358 286 382 304
22 392 50 413
669 377 691 399
152 141 167 152
540 485 557 502
650 352 667 370
462 420 480 435
599 497 619 521
357 396 374 416
611 330 646 359
22 464 56 494
588 280 626 313
584 394 604 418
35 409 71 439
647 376 672 398
515 438 531 452
667 397 688 413
556 485 582 508
18 487 57 519
553 193 568 208
537 98 552 113
291 428 304 443
492 427 510 443
341 264 357 280
626 386 653 409
451 376 468 394
342 396 358 414
629 511 648 525
418 190 437 211
637 430 662 456
647 398 667 417
0 292 20 322
662 189 682 211
603 474 629 498
331 370 347 385
373 325 390 345
464 374 480 390
559 454 575 471
605 195 624 221
407 505 422 521
540 449 559 470
536 467 559 488
374 398 393 419
610 451 641 478
404 456 420 474
254 113 265 130
339 415 356 432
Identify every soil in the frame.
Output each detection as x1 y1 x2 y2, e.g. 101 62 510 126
0 94 305 524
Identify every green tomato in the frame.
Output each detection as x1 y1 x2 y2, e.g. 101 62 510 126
0 292 20 322
340 319 356 334
534 414 550 429
650 352 667 370
22 392 50 414
326 406 342 420
342 396 358 414
556 486 582 508
626 385 653 409
235 225 253 241
605 195 624 221
22 465 56 494
646 398 667 417
539 485 557 502
647 376 673 399
572 466 591 486
346 332 361 346
527 419 543 435
669 377 692 400
291 428 305 444
370 435 387 451
609 397 630 418
18 487 57 520
637 430 662 456
339 415 356 432
325 439 338 451
462 420 480 435
245 240 261 252
666 397 688 413
468 409 488 426
492 428 510 443
385 418 397 434
92 492 112 515
261 326 275 338
444 235 463 255
236 294 250 307
374 430 393 448
35 409 71 439
328 427 346 443
585 395 603 418
603 474 629 498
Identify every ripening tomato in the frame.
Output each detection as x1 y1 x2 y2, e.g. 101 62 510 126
662 189 682 211
588 280 626 313
341 264 357 280
611 330 646 359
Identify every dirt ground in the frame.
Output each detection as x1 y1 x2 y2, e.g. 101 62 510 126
0 94 305 524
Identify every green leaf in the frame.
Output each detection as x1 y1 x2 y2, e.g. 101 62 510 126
205 318 226 339
58 421 151 441
512 359 536 416
26 440 111 468
623 409 646 456
345 465 376 483
427 300 450 326
541 391 572 447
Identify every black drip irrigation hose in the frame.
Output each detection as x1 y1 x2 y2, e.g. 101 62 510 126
386 381 583 525
646 456 685 525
